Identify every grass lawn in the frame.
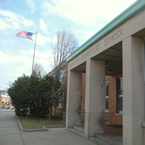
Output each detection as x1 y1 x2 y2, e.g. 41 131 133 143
19 117 65 129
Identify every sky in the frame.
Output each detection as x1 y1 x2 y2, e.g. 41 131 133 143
0 0 137 90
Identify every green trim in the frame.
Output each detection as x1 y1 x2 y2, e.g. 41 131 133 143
68 0 145 62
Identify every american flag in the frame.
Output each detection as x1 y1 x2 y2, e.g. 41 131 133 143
16 31 34 40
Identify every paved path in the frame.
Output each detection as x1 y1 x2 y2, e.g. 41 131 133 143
0 109 24 145
0 109 96 145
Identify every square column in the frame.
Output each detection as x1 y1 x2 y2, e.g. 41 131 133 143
123 36 145 145
84 59 105 137
66 69 81 128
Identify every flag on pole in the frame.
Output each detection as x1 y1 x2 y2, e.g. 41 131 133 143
16 31 34 40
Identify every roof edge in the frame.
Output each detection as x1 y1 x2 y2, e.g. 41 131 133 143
68 0 145 62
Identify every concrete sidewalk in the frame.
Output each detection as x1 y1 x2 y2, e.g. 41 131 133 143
0 109 24 145
22 128 96 145
0 109 96 145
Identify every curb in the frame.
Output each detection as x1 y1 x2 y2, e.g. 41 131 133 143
15 115 23 131
23 128 48 132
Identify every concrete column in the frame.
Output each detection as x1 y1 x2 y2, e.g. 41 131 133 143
123 36 145 145
84 59 105 137
66 69 81 128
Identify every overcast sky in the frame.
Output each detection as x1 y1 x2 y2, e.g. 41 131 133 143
0 0 137 89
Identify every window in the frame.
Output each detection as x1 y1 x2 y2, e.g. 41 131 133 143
105 81 109 112
116 77 123 114
59 70 64 81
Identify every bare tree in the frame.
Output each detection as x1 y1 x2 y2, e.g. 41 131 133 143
32 63 46 78
53 31 78 66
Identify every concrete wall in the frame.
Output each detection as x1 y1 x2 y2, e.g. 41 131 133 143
123 36 145 145
84 60 105 137
66 70 81 128
68 8 145 70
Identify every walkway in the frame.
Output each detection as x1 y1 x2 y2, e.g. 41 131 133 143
0 109 96 145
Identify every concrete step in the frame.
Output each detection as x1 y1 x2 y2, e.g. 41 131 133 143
90 137 109 145
73 126 84 132
90 135 122 145
68 126 84 137
104 126 122 135
74 120 83 127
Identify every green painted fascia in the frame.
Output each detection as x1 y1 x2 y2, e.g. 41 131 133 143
68 0 145 62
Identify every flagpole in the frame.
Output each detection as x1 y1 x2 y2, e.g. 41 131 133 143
32 32 38 74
